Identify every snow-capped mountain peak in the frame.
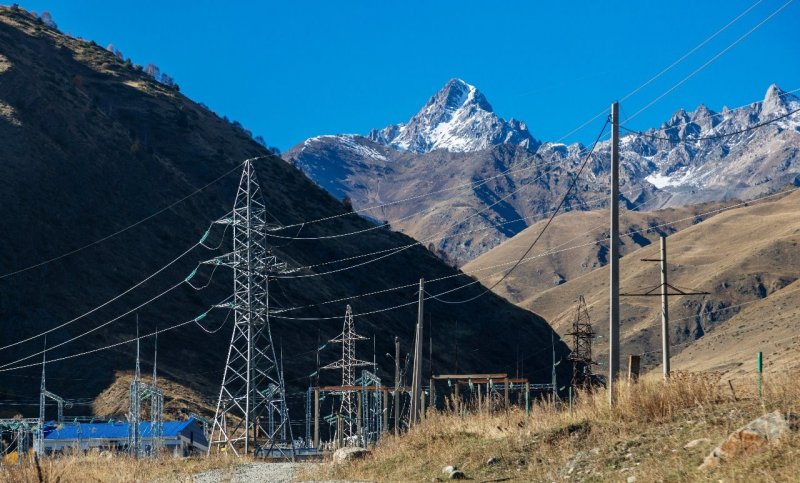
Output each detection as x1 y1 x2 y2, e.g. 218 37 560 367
762 83 798 117
367 78 539 153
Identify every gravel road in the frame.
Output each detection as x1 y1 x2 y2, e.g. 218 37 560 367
193 462 308 482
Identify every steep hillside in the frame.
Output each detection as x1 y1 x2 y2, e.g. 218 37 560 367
463 200 734 301
671 278 800 381
521 189 800 370
286 79 800 265
0 7 568 417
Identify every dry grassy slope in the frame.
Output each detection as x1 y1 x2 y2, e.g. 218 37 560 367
93 371 216 420
671 278 800 381
0 7 569 417
463 201 730 302
524 190 800 369
308 374 800 482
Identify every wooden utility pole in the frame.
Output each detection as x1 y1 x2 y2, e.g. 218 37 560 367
622 235 708 379
609 101 620 406
394 336 400 436
410 278 424 426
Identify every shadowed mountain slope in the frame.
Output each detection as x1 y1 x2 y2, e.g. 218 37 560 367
0 7 567 417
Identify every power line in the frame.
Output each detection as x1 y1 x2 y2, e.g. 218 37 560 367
265 152 586 241
619 0 765 107
1 179 791 372
620 107 800 142
270 141 609 280
0 217 229 352
621 86 800 134
271 158 564 279
294 180 617 274
624 0 796 123
270 185 798 320
274 155 564 231
554 0 763 143
427 117 611 305
0 278 192 369
0 159 249 280
0 300 231 372
276 81 797 281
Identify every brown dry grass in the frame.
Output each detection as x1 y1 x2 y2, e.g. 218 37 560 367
305 372 800 482
0 453 247 483
93 371 216 421
504 190 800 373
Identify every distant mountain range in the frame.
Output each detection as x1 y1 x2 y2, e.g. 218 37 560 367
285 79 800 265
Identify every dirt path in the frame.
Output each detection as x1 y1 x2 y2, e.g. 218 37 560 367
193 462 309 482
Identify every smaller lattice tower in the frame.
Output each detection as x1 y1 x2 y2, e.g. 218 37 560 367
566 296 595 391
322 305 372 444
128 320 142 457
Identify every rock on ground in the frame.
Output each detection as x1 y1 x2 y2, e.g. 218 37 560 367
700 410 800 470
332 447 371 465
683 438 711 449
193 462 307 483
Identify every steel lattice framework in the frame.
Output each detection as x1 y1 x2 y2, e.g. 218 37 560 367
322 305 372 444
128 329 164 458
208 159 294 457
566 295 595 391
36 347 69 455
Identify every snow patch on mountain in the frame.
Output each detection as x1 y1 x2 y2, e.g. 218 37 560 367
368 78 539 154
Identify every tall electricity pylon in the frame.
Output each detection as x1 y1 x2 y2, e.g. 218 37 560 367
322 305 372 445
566 296 595 392
208 159 295 458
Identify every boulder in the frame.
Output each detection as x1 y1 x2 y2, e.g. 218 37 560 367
332 447 371 465
699 410 800 470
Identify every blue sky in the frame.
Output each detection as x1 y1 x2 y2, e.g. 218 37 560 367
15 1 800 150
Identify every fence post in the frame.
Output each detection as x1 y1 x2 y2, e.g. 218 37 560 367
757 352 763 398
525 382 530 417
628 355 641 381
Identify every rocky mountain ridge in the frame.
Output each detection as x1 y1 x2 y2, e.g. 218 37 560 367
286 81 800 265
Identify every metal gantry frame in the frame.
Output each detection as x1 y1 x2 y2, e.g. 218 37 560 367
128 325 164 458
0 419 39 463
36 346 71 455
207 159 295 458
359 370 383 447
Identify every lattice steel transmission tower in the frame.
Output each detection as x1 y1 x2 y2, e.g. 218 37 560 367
207 158 295 458
322 305 372 445
566 296 595 391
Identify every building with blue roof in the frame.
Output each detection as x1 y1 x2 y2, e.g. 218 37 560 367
41 417 207 455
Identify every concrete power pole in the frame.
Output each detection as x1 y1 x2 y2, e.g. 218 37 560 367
410 278 424 426
622 235 709 379
622 236 709 379
659 237 670 378
609 102 620 407
394 336 400 436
